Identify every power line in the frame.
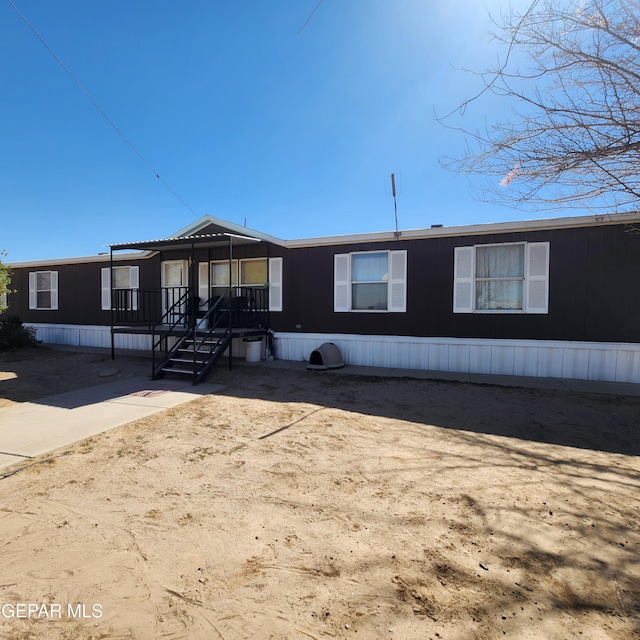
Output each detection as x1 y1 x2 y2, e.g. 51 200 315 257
6 0 198 216
298 0 325 34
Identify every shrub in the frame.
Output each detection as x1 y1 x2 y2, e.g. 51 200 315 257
0 315 37 351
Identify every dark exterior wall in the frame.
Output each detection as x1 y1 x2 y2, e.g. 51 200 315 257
6 255 160 325
6 223 639 343
6 241 275 326
270 223 640 343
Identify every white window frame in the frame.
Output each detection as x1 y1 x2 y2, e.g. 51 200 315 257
160 260 188 320
29 270 58 310
210 258 269 289
101 266 139 311
453 241 549 314
198 261 210 310
161 260 188 288
334 250 407 313
208 257 282 311
210 259 238 292
239 257 268 288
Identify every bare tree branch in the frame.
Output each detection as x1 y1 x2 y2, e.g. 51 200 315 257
440 0 640 214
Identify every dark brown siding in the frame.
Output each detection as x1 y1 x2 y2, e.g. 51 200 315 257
7 255 160 325
6 222 640 343
271 223 640 343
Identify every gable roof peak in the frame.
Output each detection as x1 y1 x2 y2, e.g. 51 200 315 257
172 215 286 246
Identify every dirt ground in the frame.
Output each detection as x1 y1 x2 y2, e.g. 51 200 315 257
0 346 639 639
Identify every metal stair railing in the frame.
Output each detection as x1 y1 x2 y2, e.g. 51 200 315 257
151 288 192 379
152 286 269 384
152 291 231 383
186 294 232 384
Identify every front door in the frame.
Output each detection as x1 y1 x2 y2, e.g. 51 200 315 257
161 260 187 322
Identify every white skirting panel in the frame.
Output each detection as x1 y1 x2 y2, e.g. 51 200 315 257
28 324 262 358
25 325 640 383
273 332 640 384
27 324 153 351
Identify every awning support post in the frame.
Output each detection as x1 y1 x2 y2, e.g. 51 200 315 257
110 247 115 360
228 234 233 371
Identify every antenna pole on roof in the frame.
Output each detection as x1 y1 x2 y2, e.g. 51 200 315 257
391 173 399 239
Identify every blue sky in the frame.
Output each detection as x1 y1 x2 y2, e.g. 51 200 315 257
1 0 537 262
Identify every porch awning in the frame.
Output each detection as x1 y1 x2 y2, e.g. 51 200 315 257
107 232 262 253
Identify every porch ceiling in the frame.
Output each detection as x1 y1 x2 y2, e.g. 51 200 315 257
108 232 262 253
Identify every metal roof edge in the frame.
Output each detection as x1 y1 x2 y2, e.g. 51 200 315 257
10 251 154 269
10 212 640 265
281 212 640 248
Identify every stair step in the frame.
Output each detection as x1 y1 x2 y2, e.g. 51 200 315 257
173 352 210 358
155 331 231 383
161 367 198 375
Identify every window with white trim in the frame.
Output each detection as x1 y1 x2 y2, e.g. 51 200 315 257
207 257 282 311
453 242 549 314
210 258 268 291
240 258 268 287
29 271 58 310
101 266 139 310
334 250 407 312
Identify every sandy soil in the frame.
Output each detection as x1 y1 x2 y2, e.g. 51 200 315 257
0 347 152 408
0 346 639 639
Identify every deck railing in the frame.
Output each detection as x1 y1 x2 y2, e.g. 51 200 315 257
112 287 189 325
207 286 269 329
113 285 268 331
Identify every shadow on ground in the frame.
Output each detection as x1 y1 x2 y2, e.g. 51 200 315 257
211 365 640 457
